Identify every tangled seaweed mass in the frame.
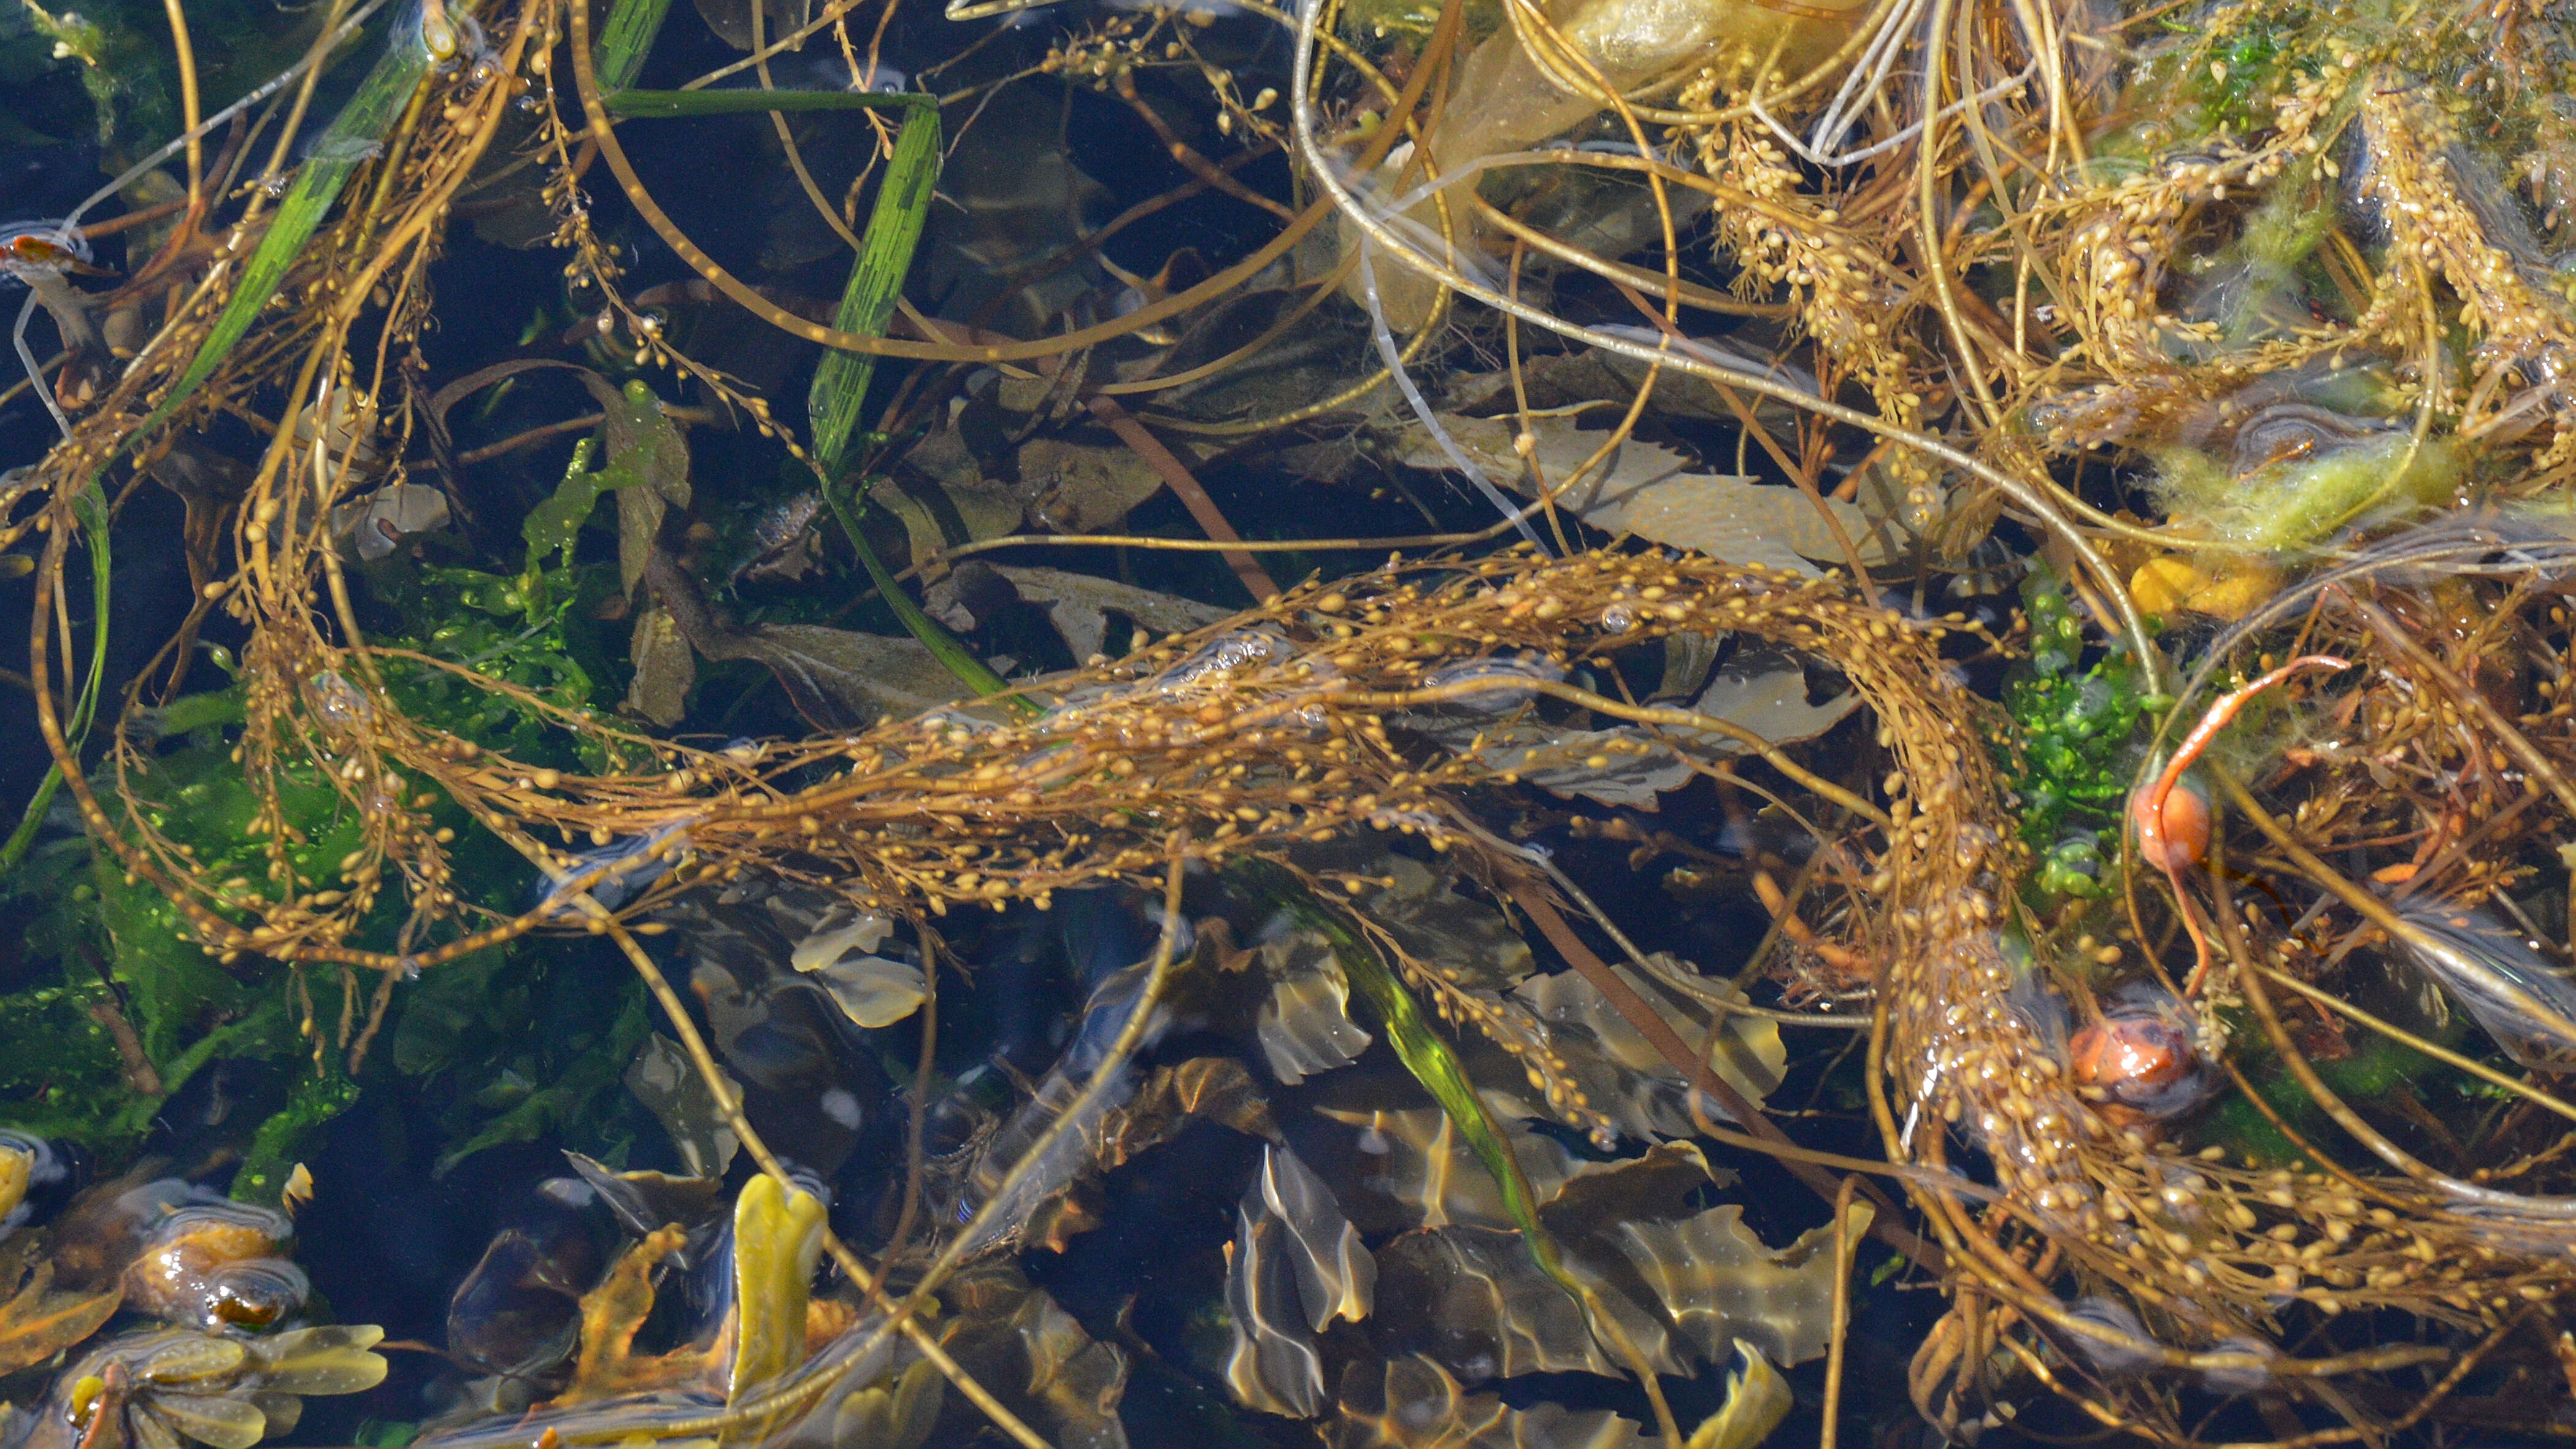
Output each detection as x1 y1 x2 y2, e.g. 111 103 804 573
10 0 2576 1441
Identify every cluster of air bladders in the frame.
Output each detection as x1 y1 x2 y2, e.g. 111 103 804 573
57 528 2576 1438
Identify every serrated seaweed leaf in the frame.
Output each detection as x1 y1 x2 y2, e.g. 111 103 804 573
1617 1202 1867 1370
1495 964 1786 1142
1310 1103 1586 1234
1366 1147 1853 1395
1367 860 1534 994
232 1069 361 1207
1371 1227 1640 1382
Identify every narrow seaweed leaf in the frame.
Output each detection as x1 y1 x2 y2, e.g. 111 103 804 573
147 23 434 434
804 106 1027 710
1284 891 1564 1278
810 101 940 482
1280 880 1686 1444
2 487 112 872
591 0 677 91
594 82 980 704
793 94 944 661
4 22 417 861
817 478 1020 707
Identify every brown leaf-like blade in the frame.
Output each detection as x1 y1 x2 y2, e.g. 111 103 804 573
563 1226 689 1401
626 607 696 727
926 563 1231 664
0 1261 121 1374
1326 1355 1654 1448
644 550 966 729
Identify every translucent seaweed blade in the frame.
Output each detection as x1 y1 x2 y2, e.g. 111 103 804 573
591 0 675 92
147 26 433 433
810 102 940 482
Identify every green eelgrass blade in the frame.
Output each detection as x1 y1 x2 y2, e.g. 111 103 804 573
602 87 932 118
1283 882 1681 1437
818 477 1021 708
788 102 1022 711
592 0 675 91
1282 888 1568 1278
148 27 433 434
593 36 986 709
601 83 940 480
810 102 939 482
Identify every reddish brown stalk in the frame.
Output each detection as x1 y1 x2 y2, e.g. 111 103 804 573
1112 70 1296 223
1085 394 1281 602
2132 654 2348 994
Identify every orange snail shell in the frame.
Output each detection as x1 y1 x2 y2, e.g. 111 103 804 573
2068 1006 2210 1124
2131 777 2212 874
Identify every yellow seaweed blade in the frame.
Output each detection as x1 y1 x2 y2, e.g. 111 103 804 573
0 1145 27 1224
1683 1342 1793 1449
829 1357 945 1449
728 1176 826 1404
